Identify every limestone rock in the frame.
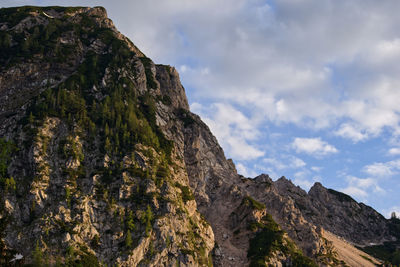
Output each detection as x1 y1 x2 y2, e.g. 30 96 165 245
0 5 395 267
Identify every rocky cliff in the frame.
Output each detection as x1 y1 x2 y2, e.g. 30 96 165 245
0 5 398 266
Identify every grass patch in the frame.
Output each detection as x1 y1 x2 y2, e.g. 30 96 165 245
248 213 317 267
176 108 196 127
139 57 158 89
358 241 400 265
175 182 195 203
243 196 265 211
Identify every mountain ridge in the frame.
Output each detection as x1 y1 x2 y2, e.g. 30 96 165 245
0 5 398 266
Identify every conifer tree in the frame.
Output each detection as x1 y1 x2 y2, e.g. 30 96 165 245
32 240 43 266
125 230 132 248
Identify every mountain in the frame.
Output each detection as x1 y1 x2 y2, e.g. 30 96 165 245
0 6 398 266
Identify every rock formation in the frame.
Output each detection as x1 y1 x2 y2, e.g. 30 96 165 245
0 5 398 266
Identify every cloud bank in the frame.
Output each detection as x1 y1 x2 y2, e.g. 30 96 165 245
2 0 400 215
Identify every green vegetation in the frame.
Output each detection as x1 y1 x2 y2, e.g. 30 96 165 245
389 216 400 240
316 237 341 265
140 57 158 89
175 182 195 203
65 187 71 207
0 138 16 192
358 217 400 265
177 108 196 127
359 241 400 265
32 240 43 266
126 210 135 231
243 196 266 211
1 5 174 187
125 229 133 248
141 205 154 237
0 6 215 266
60 136 84 161
0 13 78 66
0 212 16 265
157 94 172 106
248 214 317 267
0 6 84 27
55 219 77 235
64 245 100 267
17 11 175 187
290 252 319 267
248 214 285 265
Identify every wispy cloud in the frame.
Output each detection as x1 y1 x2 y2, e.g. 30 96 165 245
3 0 400 215
5 0 400 141
236 162 257 178
111 0 400 141
363 159 400 177
388 148 400 155
293 172 321 191
341 186 368 199
334 123 368 143
262 156 306 171
191 102 264 160
341 175 385 200
311 166 322 172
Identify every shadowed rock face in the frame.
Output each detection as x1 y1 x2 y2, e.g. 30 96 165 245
0 5 396 267
307 182 390 245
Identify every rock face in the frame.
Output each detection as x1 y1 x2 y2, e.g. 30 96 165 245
0 6 213 266
0 5 398 267
307 182 390 245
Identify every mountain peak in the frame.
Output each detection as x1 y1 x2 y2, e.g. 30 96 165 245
309 181 325 193
0 5 397 266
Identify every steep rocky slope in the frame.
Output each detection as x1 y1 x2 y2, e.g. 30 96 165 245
0 5 398 266
0 6 213 266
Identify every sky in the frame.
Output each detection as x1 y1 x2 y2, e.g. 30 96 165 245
1 0 400 217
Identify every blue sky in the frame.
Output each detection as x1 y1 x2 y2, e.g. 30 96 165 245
2 0 400 217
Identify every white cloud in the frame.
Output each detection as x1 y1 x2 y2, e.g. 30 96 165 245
311 166 322 172
292 137 338 157
341 175 385 200
294 179 314 191
346 176 378 189
262 156 306 170
4 0 400 139
3 0 400 216
191 102 264 160
254 164 280 180
293 174 321 191
334 123 368 142
293 170 309 180
363 159 400 177
363 163 394 177
257 155 307 181
291 157 306 168
236 162 257 178
388 148 400 155
342 186 368 199
179 65 188 73
263 158 287 170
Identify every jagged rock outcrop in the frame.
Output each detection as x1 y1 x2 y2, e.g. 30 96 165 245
308 182 391 245
0 5 398 267
0 6 213 266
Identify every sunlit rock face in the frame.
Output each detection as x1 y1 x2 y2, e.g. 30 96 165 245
0 5 397 267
